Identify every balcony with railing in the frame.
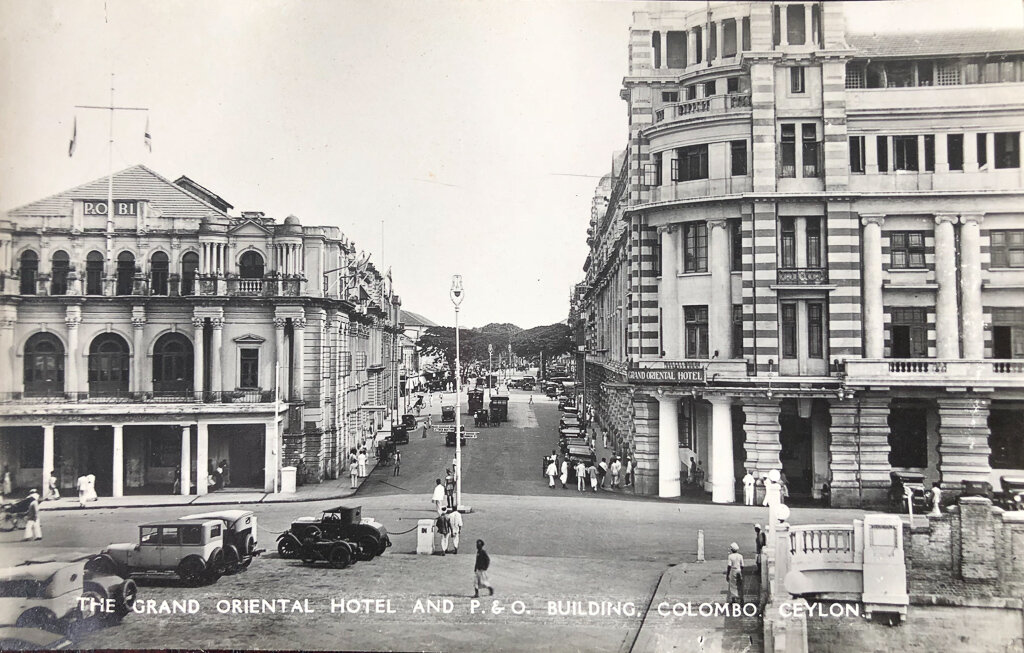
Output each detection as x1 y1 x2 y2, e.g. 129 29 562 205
649 93 752 130
648 175 752 203
843 359 1024 388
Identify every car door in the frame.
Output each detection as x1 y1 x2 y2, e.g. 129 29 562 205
136 527 162 569
159 526 182 568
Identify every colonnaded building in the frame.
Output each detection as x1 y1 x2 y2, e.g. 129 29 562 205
573 2 1024 506
0 165 403 497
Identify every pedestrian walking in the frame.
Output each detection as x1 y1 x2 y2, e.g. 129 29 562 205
444 470 456 509
559 459 569 489
432 478 445 515
473 539 494 597
930 482 942 516
598 458 608 489
45 471 60 501
575 460 587 491
625 456 634 487
23 489 42 541
688 457 697 485
2 465 12 497
349 458 359 489
609 457 622 489
172 466 181 495
435 509 451 556
694 461 704 488
742 469 756 505
528 394 533 405
76 474 88 508
726 543 744 604
754 523 767 574
587 462 598 492
357 449 368 477
447 508 463 554
393 449 401 476
546 459 557 488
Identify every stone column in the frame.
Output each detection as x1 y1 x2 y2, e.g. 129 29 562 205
65 308 81 395
0 316 14 394
659 225 680 357
265 418 279 493
964 132 979 172
274 318 287 401
861 215 885 358
130 310 146 393
292 316 306 402
196 421 209 495
657 393 681 498
180 425 191 495
779 4 788 46
708 396 735 503
742 400 782 503
210 317 224 394
937 396 991 490
865 134 879 174
192 317 205 399
934 214 960 359
708 219 733 358
804 4 813 46
934 133 949 173
828 396 891 507
112 424 124 498
960 213 984 359
660 31 668 69
42 424 54 496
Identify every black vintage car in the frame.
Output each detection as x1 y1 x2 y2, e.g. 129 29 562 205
293 536 357 569
888 471 929 513
390 425 410 445
401 414 417 429
468 389 485 415
276 506 390 562
445 428 466 447
996 475 1024 511
441 405 456 422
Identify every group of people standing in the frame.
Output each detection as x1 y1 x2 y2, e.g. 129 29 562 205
545 452 633 492
348 447 370 489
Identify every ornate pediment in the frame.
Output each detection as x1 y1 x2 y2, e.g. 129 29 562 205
232 333 266 345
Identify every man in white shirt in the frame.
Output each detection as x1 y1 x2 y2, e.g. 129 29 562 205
609 458 622 489
444 508 464 554
431 479 445 515
742 470 756 505
357 449 368 477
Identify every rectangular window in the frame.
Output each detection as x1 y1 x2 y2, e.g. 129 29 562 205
694 26 703 64
730 140 748 176
730 219 743 272
666 31 687 68
741 17 751 51
849 136 865 173
877 135 889 172
990 409 1024 469
240 348 260 388
780 124 796 177
845 63 866 89
708 21 717 61
683 222 708 273
802 124 819 177
889 403 929 468
684 305 709 359
662 91 679 103
791 67 805 93
780 217 796 268
936 61 960 85
686 85 697 101
893 135 919 171
978 133 988 168
726 76 739 93
722 18 737 57
890 307 928 358
670 157 680 182
947 134 964 171
924 134 935 172
787 4 806 45
677 144 709 181
732 304 744 358
990 230 1024 268
781 303 798 358
991 308 1024 359
808 303 824 358
889 231 926 269
994 132 1020 169
916 61 934 86
806 218 822 268
704 80 717 97
654 231 663 277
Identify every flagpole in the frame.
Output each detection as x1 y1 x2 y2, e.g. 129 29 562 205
107 74 115 273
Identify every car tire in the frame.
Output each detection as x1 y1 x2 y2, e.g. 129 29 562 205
79 585 107 622
85 553 124 578
114 579 137 618
356 535 378 561
328 543 352 569
277 536 300 559
224 544 242 574
206 548 225 582
178 556 207 587
377 536 390 556
16 608 59 633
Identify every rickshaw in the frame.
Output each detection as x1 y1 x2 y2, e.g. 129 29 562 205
0 497 34 532
377 439 397 466
888 471 928 513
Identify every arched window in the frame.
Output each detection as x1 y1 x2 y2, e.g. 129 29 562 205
86 251 104 295
239 251 265 279
24 333 64 397
150 252 169 296
181 252 199 296
51 251 70 295
116 251 135 296
19 251 38 295
152 332 193 395
88 333 130 396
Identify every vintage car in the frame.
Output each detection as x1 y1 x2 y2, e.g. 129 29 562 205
996 475 1024 511
179 510 261 573
445 429 467 447
888 471 929 513
0 557 136 634
467 389 485 415
489 396 509 422
98 520 227 586
277 505 390 562
441 405 456 422
400 414 417 429
560 415 581 430
545 385 559 398
390 425 410 445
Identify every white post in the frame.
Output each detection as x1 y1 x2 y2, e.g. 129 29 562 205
42 425 54 496
657 393 681 498
960 214 984 359
196 421 208 495
861 215 885 358
709 396 735 504
111 424 123 498
192 316 205 399
180 425 191 495
455 305 463 508
210 317 224 394
934 214 960 358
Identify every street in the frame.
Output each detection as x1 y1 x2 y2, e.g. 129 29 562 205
1 389 866 652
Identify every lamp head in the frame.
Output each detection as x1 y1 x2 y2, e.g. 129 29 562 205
450 274 464 306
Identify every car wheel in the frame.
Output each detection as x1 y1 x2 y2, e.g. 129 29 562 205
356 535 378 561
178 556 207 587
206 548 225 582
277 537 300 559
114 579 137 618
224 544 242 574
377 537 390 556
85 553 123 577
16 608 59 633
78 585 107 621
242 533 256 556
328 544 352 569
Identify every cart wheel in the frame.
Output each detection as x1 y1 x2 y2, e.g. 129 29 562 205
13 514 28 530
206 548 225 581
0 513 15 532
85 554 124 578
277 537 300 559
328 544 352 569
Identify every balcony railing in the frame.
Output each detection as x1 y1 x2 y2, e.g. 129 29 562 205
235 278 264 295
777 268 829 285
650 93 752 127
844 359 1024 387
0 389 276 404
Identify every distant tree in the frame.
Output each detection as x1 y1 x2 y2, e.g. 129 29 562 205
511 323 574 359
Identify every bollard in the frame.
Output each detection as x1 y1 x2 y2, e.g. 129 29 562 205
416 519 435 555
697 529 705 562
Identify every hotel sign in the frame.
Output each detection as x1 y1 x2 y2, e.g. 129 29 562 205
626 368 704 384
84 200 138 216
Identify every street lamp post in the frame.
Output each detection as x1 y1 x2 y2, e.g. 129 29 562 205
450 275 465 510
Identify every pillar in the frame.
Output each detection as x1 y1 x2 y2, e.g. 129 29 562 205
112 424 123 498
65 308 81 395
192 317 205 399
937 396 991 490
960 213 984 359
0 316 13 394
934 214 960 358
804 4 813 46
660 31 667 69
180 425 191 495
210 317 224 394
196 421 209 495
708 219 733 358
964 132 979 172
934 133 949 173
265 418 279 493
274 317 287 400
292 316 306 402
657 393 681 498
742 400 782 503
709 396 735 503
828 397 891 507
659 225 680 357
861 215 885 358
779 4 788 46
131 312 145 393
42 424 54 496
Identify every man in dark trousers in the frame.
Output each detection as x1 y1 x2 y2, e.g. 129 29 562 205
473 539 494 597
392 449 401 476
754 523 767 573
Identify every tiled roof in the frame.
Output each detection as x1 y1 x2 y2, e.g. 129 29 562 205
847 29 1024 58
401 309 439 328
7 164 230 219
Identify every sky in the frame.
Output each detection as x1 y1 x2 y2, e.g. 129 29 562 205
1 0 1021 328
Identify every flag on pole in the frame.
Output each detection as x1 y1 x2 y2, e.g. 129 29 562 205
144 115 152 152
68 116 77 157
